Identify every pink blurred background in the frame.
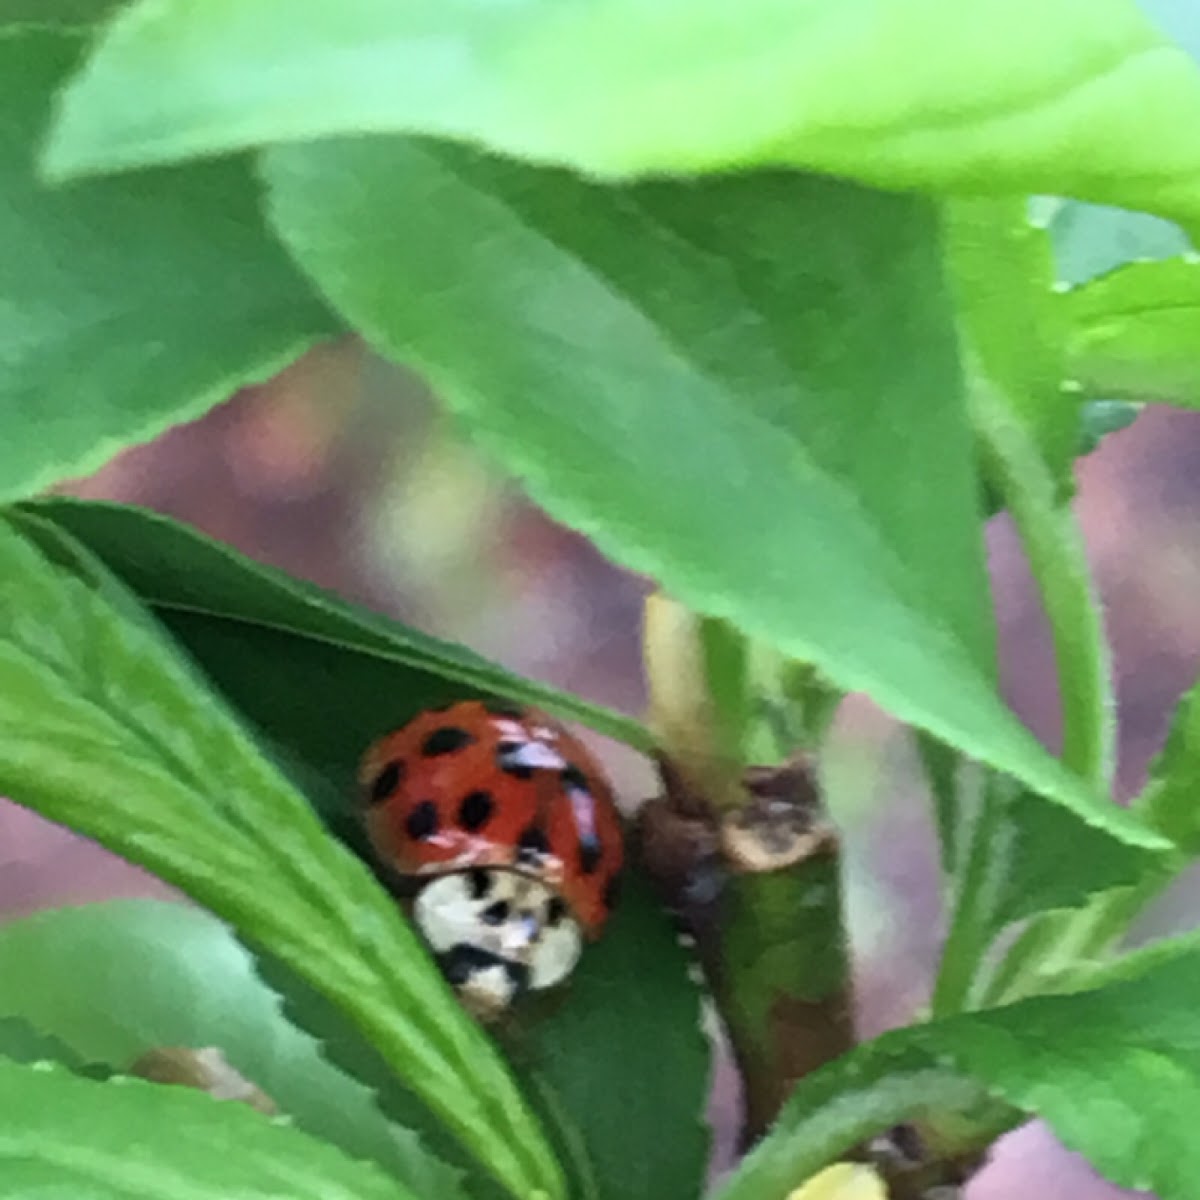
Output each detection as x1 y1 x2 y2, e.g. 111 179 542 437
5 339 1199 1197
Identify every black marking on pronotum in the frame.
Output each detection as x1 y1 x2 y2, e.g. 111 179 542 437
466 868 492 900
458 790 495 832
440 944 529 994
546 896 568 927
369 760 404 804
421 727 475 757
405 800 439 841
579 836 602 875
482 899 512 925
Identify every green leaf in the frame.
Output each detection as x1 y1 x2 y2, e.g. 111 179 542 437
0 899 468 1199
1137 674 1200 849
0 1058 415 1199
40 0 1200 227
515 873 711 1200
0 0 119 26
720 948 1200 1200
944 199 1076 482
0 516 563 1200
19 501 708 1199
0 28 338 503
22 496 650 753
261 135 1165 851
0 1017 87 1068
16 501 707 1200
1064 256 1200 407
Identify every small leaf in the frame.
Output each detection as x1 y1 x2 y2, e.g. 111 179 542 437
1064 256 1200 407
0 1057 414 1199
23 497 649 753
40 0 1200 227
262 135 1164 850
1137 674 1200 850
0 29 339 503
0 516 563 1200
944 199 1076 483
0 899 468 1199
720 948 1200 1200
983 791 1162 929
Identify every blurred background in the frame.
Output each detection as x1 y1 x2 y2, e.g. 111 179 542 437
1 336 1197 1197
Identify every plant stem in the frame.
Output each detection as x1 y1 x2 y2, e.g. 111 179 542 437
971 382 1115 793
930 773 1014 1016
715 1059 1017 1200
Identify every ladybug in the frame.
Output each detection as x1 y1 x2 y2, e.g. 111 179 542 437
358 699 624 1019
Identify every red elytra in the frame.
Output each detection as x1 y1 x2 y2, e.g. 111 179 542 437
358 700 623 935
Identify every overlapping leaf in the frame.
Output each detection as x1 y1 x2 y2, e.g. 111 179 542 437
0 29 339 503
720 948 1200 1200
38 0 1200 228
0 899 467 1199
0 1057 413 1199
9 505 713 1200
22 496 649 754
0 516 562 1200
261 135 1163 851
1064 257 1200 407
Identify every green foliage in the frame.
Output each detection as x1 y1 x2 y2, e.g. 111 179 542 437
39 0 1200 228
0 30 339 503
0 899 467 1197
0 1056 413 1198
24 496 649 757
0 516 562 1200
1065 257 1200 406
721 947 1200 1200
5 2 1200 1198
264 137 1163 852
517 873 711 1200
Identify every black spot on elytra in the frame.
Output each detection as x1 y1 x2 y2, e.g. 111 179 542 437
560 763 589 793
369 760 404 804
458 790 494 832
496 741 534 779
405 800 439 841
484 699 526 719
579 837 602 875
466 868 491 900
603 873 622 912
421 726 474 757
546 896 567 927
517 825 550 860
482 899 511 925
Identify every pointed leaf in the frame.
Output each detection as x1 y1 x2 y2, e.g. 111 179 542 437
1065 256 1200 407
39 0 1200 227
22 496 649 752
721 948 1200 1200
0 29 339 503
262 135 1164 850
0 516 563 1200
0 899 468 1199
0 1058 415 1200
